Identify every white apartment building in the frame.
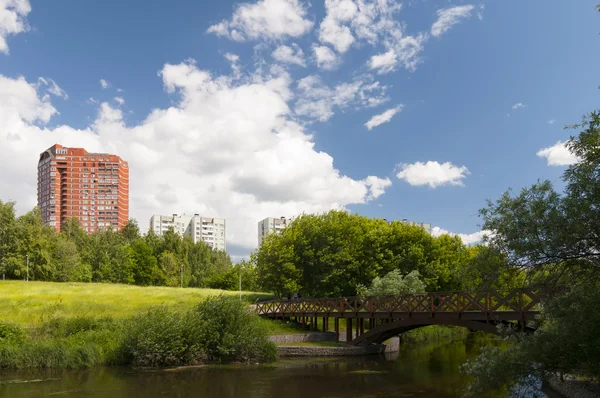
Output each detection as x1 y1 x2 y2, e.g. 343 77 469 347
258 216 290 246
150 213 226 251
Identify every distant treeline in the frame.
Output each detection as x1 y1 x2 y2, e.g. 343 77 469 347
0 201 257 290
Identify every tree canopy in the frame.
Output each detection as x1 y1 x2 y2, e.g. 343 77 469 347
464 109 600 393
0 203 236 289
253 210 486 297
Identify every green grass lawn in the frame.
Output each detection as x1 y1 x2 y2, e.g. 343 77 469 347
0 280 272 327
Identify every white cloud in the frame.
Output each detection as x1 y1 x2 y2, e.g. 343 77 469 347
368 49 397 74
365 105 403 130
432 226 489 246
207 0 313 41
113 97 125 106
395 161 469 188
100 79 109 89
37 77 68 99
318 0 403 54
536 140 579 166
87 97 98 105
272 44 306 67
546 119 556 125
477 4 485 21
313 45 339 70
316 0 427 72
295 74 389 121
0 0 31 54
318 1 356 53
431 5 475 38
393 33 428 72
512 102 525 110
364 175 392 200
0 61 392 252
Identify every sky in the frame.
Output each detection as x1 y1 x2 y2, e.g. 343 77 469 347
0 0 599 261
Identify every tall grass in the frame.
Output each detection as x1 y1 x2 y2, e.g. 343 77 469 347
0 297 277 369
0 281 272 327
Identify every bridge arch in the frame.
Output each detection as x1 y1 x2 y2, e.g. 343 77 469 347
351 318 522 346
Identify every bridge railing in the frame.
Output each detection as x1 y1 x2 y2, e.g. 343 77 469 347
255 287 565 316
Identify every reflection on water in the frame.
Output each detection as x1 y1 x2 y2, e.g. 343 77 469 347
0 335 554 398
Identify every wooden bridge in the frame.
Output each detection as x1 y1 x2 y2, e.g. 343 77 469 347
256 288 562 345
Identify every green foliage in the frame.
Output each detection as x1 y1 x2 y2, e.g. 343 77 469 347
0 296 276 369
400 325 470 344
0 322 27 345
121 296 276 367
121 307 200 367
481 111 600 283
466 108 600 392
356 269 426 296
254 210 472 297
0 202 236 289
187 296 277 363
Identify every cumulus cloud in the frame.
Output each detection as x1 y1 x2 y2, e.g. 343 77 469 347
0 0 31 54
364 105 403 130
272 44 306 67
536 140 579 166
0 61 392 252
313 45 339 70
99 79 109 89
512 102 525 110
207 0 313 41
113 96 125 106
295 74 389 122
431 5 475 38
315 0 427 72
395 161 469 188
432 226 489 246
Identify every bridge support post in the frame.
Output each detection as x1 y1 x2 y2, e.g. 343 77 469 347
346 318 353 342
355 316 360 337
334 318 340 342
360 318 365 335
324 317 329 332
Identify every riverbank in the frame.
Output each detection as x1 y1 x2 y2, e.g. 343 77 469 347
547 375 600 398
268 332 399 357
0 295 277 369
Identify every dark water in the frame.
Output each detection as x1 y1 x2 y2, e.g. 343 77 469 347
0 337 558 398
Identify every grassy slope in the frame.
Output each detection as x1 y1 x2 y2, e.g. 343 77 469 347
0 281 272 327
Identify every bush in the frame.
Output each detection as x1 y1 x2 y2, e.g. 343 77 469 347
0 321 27 345
187 295 277 363
120 307 201 367
120 296 276 367
0 296 276 369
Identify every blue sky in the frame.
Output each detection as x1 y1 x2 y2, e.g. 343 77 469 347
0 0 598 259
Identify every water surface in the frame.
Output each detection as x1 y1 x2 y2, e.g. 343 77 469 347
0 337 557 397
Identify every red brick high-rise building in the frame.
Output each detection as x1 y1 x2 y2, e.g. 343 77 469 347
37 144 129 233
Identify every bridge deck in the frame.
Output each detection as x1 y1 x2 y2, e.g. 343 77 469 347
256 288 560 344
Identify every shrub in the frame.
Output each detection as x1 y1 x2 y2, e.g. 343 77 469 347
120 296 276 367
120 307 201 367
187 295 277 363
0 321 27 345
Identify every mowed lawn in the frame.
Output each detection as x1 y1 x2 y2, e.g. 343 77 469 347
0 281 273 326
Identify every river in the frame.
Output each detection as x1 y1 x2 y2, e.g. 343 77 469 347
0 336 560 398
